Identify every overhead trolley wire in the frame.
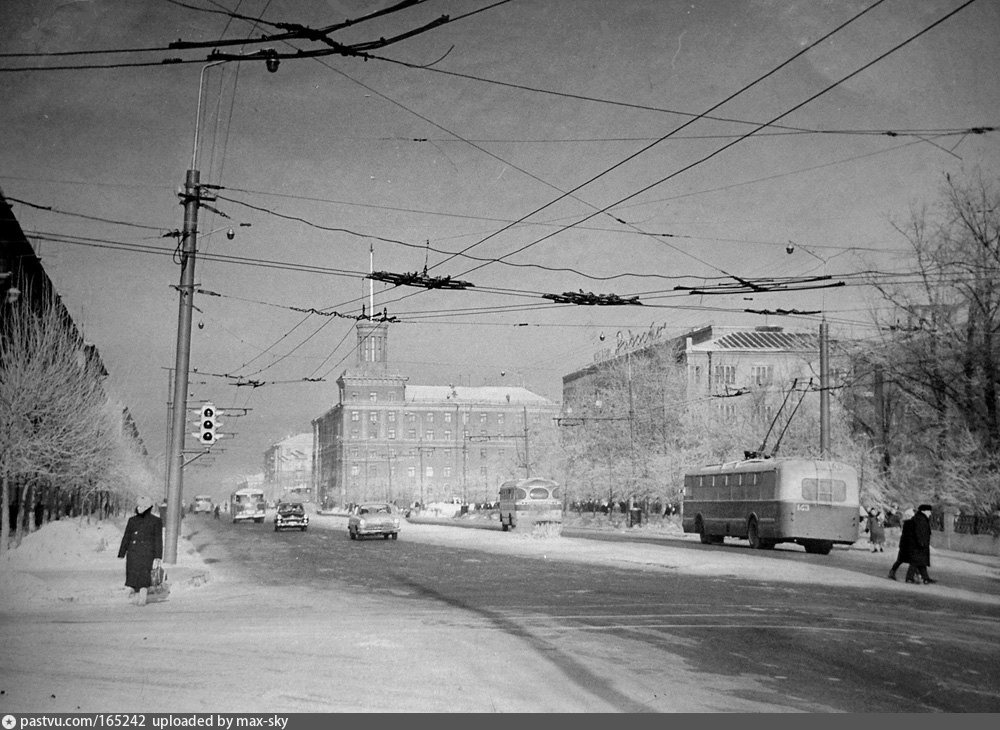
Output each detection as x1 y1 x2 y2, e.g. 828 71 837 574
443 0 980 286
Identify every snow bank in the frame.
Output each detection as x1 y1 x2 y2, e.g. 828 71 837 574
0 517 209 608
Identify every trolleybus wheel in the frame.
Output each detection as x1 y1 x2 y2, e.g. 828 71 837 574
747 517 762 549
501 519 509 532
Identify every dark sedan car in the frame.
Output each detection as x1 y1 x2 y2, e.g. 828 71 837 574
274 502 309 532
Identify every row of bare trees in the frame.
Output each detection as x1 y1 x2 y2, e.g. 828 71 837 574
555 171 1000 516
0 292 156 553
849 170 1000 512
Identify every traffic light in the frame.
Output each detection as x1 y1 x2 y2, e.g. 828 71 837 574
199 403 218 446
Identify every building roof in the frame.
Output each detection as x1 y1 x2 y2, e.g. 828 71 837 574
690 329 818 352
405 385 555 406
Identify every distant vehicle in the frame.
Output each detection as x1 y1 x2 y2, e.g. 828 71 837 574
230 488 266 524
682 457 860 555
348 503 400 540
274 501 309 532
193 495 214 514
498 478 563 532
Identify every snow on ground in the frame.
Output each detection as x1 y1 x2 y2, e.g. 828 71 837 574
2 511 996 610
1 513 998 713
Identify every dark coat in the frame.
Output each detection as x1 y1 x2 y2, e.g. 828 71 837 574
909 511 932 568
895 517 916 564
118 509 163 589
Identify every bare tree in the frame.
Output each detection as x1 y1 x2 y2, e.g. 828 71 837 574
0 294 129 550
860 169 1000 511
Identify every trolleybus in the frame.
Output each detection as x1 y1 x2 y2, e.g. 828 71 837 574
682 457 860 554
498 478 563 531
230 488 266 523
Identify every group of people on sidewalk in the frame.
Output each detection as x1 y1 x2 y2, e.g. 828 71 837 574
865 503 937 585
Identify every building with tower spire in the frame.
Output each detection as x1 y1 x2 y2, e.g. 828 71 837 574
311 317 559 509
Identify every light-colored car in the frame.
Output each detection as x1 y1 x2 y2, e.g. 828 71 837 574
348 503 400 541
274 501 309 532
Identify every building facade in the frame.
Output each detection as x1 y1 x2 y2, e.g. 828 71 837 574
312 320 559 508
263 432 314 503
563 324 843 430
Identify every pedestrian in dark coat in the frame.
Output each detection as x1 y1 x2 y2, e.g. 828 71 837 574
118 496 163 605
905 504 936 584
887 514 916 581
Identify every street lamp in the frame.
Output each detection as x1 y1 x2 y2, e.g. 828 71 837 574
163 54 274 564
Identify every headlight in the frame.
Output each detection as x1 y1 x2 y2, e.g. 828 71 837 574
358 519 366 527
393 519 399 526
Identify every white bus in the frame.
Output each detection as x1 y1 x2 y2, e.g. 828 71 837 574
230 488 266 523
682 458 860 555
193 495 214 514
498 478 563 531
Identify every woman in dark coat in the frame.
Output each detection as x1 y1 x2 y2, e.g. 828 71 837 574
118 496 163 605
905 504 935 584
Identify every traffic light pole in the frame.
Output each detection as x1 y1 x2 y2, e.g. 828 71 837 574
164 167 200 564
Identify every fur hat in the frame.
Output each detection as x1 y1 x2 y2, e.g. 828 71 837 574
918 503 933 513
135 495 154 514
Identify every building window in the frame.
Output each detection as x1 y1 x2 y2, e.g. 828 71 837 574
427 412 434 423
426 466 434 478
350 429 359 439
388 392 396 401
442 448 451 458
462 412 470 425
751 365 773 386
369 426 378 439
714 365 736 388
388 448 396 459
351 464 360 476
444 429 452 441
351 411 359 422
444 466 452 478
497 413 504 425
369 411 378 423
425 430 434 441
444 412 452 423
408 466 416 478
480 448 487 459
369 392 377 402
408 429 417 440
350 447 360 458
479 412 487 424
388 411 396 423
406 412 416 423
480 466 487 476
388 428 396 440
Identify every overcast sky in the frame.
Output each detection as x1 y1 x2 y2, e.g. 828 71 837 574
2 0 998 497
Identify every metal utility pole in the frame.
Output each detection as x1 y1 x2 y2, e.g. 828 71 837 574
522 406 530 478
163 54 277 563
819 319 830 457
164 166 200 564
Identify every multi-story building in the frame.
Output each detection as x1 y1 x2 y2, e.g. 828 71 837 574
263 432 314 503
563 323 842 429
312 320 559 508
